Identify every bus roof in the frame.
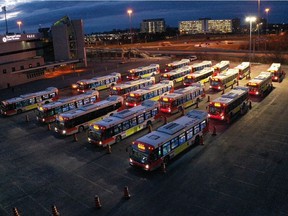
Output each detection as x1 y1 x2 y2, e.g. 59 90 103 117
161 85 202 100
214 60 230 67
267 63 281 72
211 88 248 105
235 62 250 70
112 77 154 89
192 61 212 68
213 68 238 79
162 65 191 76
91 100 159 128
167 59 190 66
189 67 214 77
2 87 58 104
136 110 207 148
247 72 272 85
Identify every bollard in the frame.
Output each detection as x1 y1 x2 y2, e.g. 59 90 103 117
148 124 153 133
212 126 217 136
161 162 167 173
94 195 102 209
249 100 252 109
12 207 20 216
207 95 210 102
123 186 131 199
195 100 199 108
237 80 239 86
107 144 112 154
47 123 51 131
25 114 29 122
200 136 204 145
221 88 225 95
73 133 78 142
52 205 60 216
162 116 167 125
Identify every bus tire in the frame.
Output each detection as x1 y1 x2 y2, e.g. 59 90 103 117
78 126 84 133
45 101 50 104
178 106 183 112
164 156 170 164
116 135 121 143
17 109 22 114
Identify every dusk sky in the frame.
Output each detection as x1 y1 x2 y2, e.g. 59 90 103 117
0 1 287 34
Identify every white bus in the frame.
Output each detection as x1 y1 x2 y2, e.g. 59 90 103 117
1 87 59 116
76 72 121 93
235 62 250 79
164 59 190 72
247 72 273 97
191 61 212 73
183 67 214 86
36 90 100 123
110 77 155 98
88 100 160 147
209 68 238 91
213 61 230 76
129 110 209 171
267 63 284 82
125 81 174 107
54 95 124 136
159 84 205 114
161 66 192 84
127 64 160 80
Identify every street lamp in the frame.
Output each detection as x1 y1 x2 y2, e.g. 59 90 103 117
265 8 270 34
246 16 256 61
17 21 22 33
127 9 133 44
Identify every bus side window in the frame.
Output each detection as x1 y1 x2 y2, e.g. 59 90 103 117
187 128 193 140
162 142 171 156
200 120 206 130
171 137 179 150
145 111 152 119
194 124 200 134
138 114 144 124
179 133 186 145
130 117 137 127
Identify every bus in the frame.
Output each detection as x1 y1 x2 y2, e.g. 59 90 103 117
183 67 214 86
54 95 124 136
127 64 160 80
161 66 192 84
110 77 155 98
207 86 250 123
235 62 250 79
129 109 209 171
76 72 121 93
209 68 238 91
159 84 205 114
213 61 230 76
125 81 174 107
0 87 59 116
191 61 212 73
88 100 160 147
267 63 284 82
164 59 190 72
246 72 273 97
36 90 100 123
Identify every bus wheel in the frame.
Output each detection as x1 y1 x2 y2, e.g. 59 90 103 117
17 109 22 114
78 126 84 133
116 135 122 143
163 156 170 164
146 121 152 128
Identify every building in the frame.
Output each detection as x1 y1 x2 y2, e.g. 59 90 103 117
140 18 166 33
0 33 46 89
0 16 86 89
179 18 233 35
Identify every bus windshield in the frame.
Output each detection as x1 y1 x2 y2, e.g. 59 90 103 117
210 80 220 86
130 147 149 163
209 106 223 115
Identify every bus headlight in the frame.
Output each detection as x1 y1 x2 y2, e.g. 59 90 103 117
88 137 91 142
145 164 149 170
62 130 66 134
42 118 45 122
129 158 133 163
54 128 58 132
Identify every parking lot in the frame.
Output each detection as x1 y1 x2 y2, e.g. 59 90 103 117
1 58 288 216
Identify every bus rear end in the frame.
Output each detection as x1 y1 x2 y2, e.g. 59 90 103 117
88 124 109 146
125 92 142 107
0 101 16 116
127 69 138 80
36 106 55 123
76 80 89 93
247 82 260 96
159 96 175 114
209 77 223 90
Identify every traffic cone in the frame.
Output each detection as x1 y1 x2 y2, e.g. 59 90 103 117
212 126 217 136
12 207 20 216
123 186 131 199
207 95 210 102
47 123 51 131
52 205 60 216
94 195 102 209
25 114 29 122
107 144 112 154
73 133 78 142
161 162 167 173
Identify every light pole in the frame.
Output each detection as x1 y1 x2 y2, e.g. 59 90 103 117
2 6 8 34
265 8 270 34
127 9 133 44
17 21 22 33
246 16 256 61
